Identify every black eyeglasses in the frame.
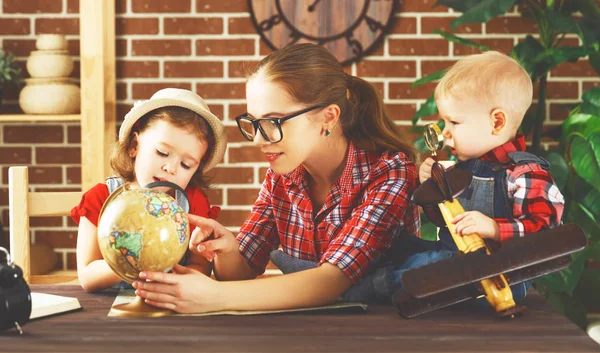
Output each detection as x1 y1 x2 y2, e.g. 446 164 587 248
235 105 325 143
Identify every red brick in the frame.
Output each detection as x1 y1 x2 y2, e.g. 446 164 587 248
228 188 261 206
131 0 190 13
116 83 128 100
35 230 77 248
399 0 447 12
116 0 127 14
196 39 255 56
1 39 36 57
486 16 537 34
117 60 159 78
259 40 274 56
205 188 223 205
217 210 250 227
66 167 81 184
67 126 81 144
196 82 246 99
551 60 597 78
226 126 248 143
36 147 81 164
228 146 264 163
549 103 577 122
30 216 63 227
454 38 515 56
116 18 159 35
228 17 255 35
132 39 191 56
421 16 482 34
208 167 254 184
197 1 247 13
0 188 8 205
229 104 247 120
35 18 79 35
0 147 31 164
3 0 62 13
389 39 448 56
228 61 258 78
67 0 78 13
164 17 223 35
131 82 192 100
66 0 124 14
389 82 437 100
584 82 600 91
164 61 223 78
35 186 80 192
0 19 30 35
385 104 418 122
116 39 128 57
421 60 456 76
357 60 416 78
534 81 579 99
66 252 77 270
206 104 224 120
67 39 80 56
1 166 62 185
4 126 63 143
390 17 417 34
259 167 269 178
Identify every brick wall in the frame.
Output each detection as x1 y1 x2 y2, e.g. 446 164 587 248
0 0 598 270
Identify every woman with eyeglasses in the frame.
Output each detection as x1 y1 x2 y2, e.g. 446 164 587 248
132 43 451 313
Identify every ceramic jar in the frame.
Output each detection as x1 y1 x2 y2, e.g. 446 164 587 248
26 50 74 78
19 77 80 114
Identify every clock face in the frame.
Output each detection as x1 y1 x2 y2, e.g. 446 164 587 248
249 0 397 65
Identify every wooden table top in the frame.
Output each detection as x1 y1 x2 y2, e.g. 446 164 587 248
1 285 598 353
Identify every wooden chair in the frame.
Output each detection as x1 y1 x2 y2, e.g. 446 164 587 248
9 166 82 284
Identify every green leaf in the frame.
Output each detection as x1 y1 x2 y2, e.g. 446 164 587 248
544 152 569 191
432 29 492 51
511 35 546 79
569 133 600 191
412 69 446 89
532 46 593 74
545 9 582 36
571 175 600 223
580 87 600 116
562 251 587 295
519 108 538 136
420 217 438 241
412 94 438 125
448 0 518 31
564 202 600 243
562 113 600 139
574 268 600 311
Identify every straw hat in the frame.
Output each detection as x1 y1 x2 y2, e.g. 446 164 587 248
119 88 226 172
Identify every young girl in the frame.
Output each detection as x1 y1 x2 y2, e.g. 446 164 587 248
71 88 226 292
133 44 451 314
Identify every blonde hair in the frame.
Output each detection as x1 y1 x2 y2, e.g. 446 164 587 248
110 106 215 191
435 51 533 129
248 43 416 161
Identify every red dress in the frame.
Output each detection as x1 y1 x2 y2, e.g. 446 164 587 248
71 183 220 226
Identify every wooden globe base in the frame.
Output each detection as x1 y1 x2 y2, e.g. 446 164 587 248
111 295 172 317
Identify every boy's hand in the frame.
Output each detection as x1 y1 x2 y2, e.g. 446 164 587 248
452 211 500 242
187 214 239 262
419 157 436 184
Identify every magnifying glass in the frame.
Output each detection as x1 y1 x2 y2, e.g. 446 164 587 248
423 123 444 158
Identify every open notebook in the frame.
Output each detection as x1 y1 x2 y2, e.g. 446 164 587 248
30 292 82 319
109 289 367 316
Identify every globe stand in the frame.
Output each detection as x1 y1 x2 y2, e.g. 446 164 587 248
110 295 172 317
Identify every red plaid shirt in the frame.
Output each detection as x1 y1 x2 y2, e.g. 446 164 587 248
236 142 420 283
425 134 564 242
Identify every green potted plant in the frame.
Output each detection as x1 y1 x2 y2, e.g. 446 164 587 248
0 50 22 109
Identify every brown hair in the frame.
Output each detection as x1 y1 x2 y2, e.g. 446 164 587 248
110 106 215 191
248 43 415 161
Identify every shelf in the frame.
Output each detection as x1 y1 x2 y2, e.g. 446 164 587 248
0 114 81 122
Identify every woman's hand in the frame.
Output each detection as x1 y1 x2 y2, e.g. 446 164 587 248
133 264 224 313
188 214 240 261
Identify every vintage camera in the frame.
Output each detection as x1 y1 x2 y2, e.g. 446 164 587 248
0 247 31 334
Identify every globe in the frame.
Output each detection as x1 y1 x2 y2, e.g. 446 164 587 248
97 184 190 285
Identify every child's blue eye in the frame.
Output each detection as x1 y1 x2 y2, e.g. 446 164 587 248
180 162 191 170
156 150 168 157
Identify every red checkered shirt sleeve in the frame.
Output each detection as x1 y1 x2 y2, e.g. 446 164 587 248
496 163 565 241
319 157 419 283
236 169 280 272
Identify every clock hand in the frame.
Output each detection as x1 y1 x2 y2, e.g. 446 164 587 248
308 0 323 12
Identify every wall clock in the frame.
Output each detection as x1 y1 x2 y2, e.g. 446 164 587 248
248 0 398 65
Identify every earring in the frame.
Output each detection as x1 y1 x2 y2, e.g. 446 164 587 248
325 129 330 137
